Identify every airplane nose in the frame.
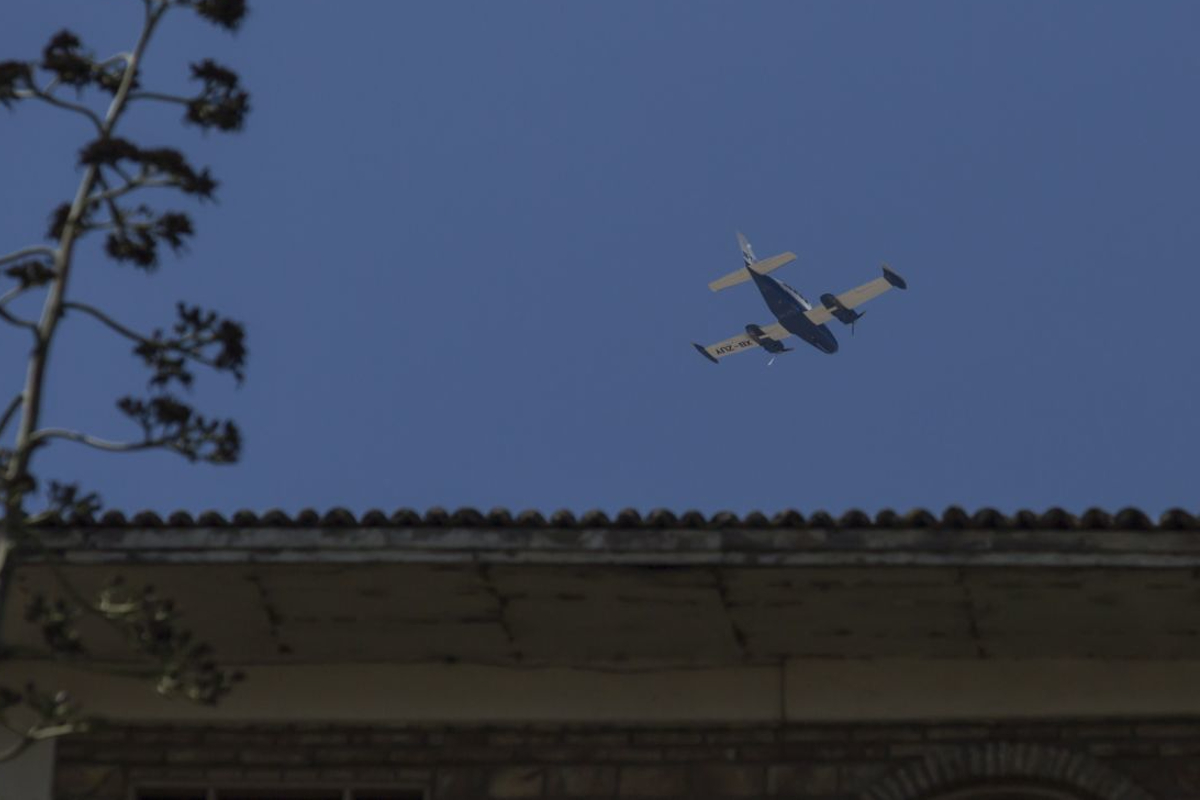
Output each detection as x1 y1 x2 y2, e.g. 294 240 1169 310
824 333 839 353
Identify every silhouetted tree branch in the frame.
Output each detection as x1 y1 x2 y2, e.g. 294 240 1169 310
0 0 251 763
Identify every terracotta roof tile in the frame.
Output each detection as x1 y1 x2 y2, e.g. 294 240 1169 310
23 507 1200 530
1161 508 1197 529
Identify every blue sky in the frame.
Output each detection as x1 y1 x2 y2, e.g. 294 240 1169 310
2 1 1198 516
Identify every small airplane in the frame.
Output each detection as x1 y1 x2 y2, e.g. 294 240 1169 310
693 232 907 363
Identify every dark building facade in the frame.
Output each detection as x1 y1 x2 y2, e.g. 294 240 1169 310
3 506 1200 799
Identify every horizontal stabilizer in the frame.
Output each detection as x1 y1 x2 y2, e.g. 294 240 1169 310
708 252 796 292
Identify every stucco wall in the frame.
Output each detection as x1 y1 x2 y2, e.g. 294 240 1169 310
54 720 1200 800
12 660 1200 724
0 735 53 800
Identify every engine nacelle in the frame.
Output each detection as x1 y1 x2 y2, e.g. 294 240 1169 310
745 323 792 354
820 293 863 326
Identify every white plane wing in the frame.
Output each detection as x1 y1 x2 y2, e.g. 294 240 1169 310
693 323 791 362
804 265 908 325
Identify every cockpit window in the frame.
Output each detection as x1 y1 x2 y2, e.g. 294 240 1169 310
780 281 811 309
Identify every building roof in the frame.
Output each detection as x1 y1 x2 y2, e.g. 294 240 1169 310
11 505 1200 670
21 505 1200 570
29 505 1200 531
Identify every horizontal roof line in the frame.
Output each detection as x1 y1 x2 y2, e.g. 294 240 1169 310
21 527 1200 569
26 505 1200 531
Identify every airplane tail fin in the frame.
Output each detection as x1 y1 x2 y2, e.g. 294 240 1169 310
737 231 757 266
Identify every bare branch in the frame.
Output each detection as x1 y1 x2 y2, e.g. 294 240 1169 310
28 428 167 453
0 394 20 439
87 175 176 206
0 246 56 269
28 723 82 740
0 303 39 334
95 53 133 70
13 532 154 649
90 172 126 239
0 286 23 309
62 301 228 373
0 716 24 739
0 256 47 333
128 90 191 105
12 88 103 132
0 729 33 763
109 162 136 185
61 301 143 343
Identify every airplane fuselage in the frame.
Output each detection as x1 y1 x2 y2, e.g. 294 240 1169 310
747 268 839 354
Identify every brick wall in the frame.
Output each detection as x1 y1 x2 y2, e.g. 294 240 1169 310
54 720 1200 800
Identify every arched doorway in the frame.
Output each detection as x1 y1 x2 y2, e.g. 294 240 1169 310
861 743 1156 800
930 785 1095 800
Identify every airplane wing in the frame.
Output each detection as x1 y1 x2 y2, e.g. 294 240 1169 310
708 252 797 292
693 323 791 363
804 265 907 325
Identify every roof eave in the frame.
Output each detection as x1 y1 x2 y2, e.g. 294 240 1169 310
21 525 1200 569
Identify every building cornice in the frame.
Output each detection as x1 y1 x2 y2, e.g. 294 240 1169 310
22 520 1200 568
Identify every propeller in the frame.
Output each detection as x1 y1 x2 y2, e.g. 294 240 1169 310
851 311 865 335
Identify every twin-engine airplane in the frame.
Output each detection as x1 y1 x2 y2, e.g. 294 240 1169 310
693 232 907 363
